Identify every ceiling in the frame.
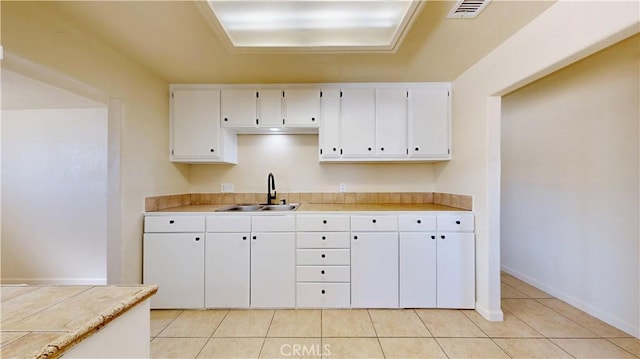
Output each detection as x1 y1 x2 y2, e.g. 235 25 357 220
42 1 554 83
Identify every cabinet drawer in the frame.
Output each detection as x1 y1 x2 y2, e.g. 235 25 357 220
437 214 474 232
297 232 350 249
297 249 350 265
206 216 251 232
297 266 350 282
252 215 295 232
296 283 350 308
144 216 205 233
399 215 436 231
296 215 350 231
351 215 398 231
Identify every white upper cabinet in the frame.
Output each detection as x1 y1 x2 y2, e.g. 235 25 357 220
319 89 341 159
171 83 450 163
221 89 257 128
257 89 283 128
376 88 408 158
170 88 237 164
284 89 321 127
340 88 376 158
408 88 450 158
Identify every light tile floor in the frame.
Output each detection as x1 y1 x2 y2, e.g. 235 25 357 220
150 274 639 358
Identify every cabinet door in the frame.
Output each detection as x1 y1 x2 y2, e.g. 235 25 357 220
408 88 450 158
376 89 408 157
436 232 475 308
251 232 296 308
399 232 436 308
351 232 398 308
319 89 341 159
205 232 250 308
171 89 221 160
221 89 257 127
284 89 320 127
143 233 204 309
258 89 282 128
340 89 375 158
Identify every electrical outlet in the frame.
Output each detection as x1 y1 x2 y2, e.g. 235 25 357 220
221 183 234 193
339 183 347 192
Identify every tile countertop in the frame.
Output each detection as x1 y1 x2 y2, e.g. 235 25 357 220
149 203 469 213
0 285 158 359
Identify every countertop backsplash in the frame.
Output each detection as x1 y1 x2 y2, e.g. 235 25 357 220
145 192 472 212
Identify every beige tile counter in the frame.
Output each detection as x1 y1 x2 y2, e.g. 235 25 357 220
0 285 158 358
151 203 468 213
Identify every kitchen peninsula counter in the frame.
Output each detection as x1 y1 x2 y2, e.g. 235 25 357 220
150 202 468 213
0 284 157 358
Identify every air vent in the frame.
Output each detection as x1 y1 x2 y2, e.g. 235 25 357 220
447 0 491 18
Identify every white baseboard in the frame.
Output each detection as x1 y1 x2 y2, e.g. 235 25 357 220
501 264 639 338
476 302 504 321
1 277 107 285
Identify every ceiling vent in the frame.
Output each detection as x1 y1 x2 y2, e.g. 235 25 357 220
447 0 491 18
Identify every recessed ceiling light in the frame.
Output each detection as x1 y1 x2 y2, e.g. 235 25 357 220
202 0 424 53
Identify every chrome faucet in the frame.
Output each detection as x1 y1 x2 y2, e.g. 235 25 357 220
267 173 277 205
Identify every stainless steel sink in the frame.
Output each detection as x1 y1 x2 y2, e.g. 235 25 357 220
216 203 300 212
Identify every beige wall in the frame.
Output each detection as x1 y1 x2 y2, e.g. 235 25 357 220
2 108 108 284
1 2 190 284
501 35 639 336
437 1 639 322
189 135 437 193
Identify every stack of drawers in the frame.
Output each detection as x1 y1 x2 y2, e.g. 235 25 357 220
295 214 351 308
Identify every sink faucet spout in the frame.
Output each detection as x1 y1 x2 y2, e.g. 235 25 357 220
267 173 277 205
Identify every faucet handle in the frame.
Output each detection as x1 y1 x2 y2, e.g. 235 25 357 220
280 199 287 205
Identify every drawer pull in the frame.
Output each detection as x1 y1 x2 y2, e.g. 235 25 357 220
322 236 326 240
441 235 445 239
321 289 326 294
417 219 422 224
195 237 200 241
321 254 326 258
253 236 257 240
372 219 377 224
353 236 358 240
321 270 325 274
431 235 436 240
169 220 175 224
323 220 327 224
456 220 461 225
242 236 247 240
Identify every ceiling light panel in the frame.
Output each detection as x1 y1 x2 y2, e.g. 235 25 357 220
207 0 421 50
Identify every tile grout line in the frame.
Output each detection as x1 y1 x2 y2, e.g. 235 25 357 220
255 309 277 359
500 282 578 359
413 308 451 358
192 309 230 359
366 309 387 359
154 309 185 339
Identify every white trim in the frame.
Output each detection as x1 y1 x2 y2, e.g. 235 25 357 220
475 301 504 321
501 265 640 338
2 278 107 285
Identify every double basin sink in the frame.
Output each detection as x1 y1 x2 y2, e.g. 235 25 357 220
216 203 300 212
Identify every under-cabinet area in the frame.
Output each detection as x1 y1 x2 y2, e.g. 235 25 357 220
169 83 451 164
143 211 474 310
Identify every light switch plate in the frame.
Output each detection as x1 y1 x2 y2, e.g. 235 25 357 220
221 183 234 193
339 183 347 192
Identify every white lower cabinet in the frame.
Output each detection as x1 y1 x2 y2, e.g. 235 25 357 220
351 232 399 308
143 233 204 309
436 232 475 308
205 232 250 308
399 232 437 308
145 211 474 310
251 232 296 308
296 214 351 308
